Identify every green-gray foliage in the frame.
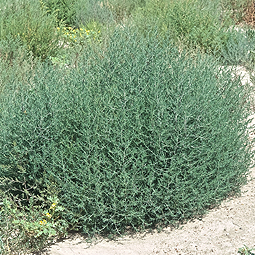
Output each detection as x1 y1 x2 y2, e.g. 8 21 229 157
0 27 253 237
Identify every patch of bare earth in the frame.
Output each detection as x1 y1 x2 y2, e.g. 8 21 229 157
43 66 255 255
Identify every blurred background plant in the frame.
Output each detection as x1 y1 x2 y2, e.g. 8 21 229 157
132 0 231 54
220 0 253 24
40 0 76 27
0 0 62 60
0 36 40 96
74 0 115 27
57 23 101 47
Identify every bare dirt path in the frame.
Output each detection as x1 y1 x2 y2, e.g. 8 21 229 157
43 66 255 255
43 167 255 255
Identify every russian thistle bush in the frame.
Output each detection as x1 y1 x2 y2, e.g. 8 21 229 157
0 27 252 236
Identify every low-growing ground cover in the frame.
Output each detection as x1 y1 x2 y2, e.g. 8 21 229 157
0 0 255 254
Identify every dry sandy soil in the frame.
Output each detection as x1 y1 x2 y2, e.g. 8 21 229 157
43 66 255 255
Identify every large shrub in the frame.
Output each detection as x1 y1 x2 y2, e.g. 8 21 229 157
0 27 252 236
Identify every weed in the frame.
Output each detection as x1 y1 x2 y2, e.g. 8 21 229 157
238 245 255 255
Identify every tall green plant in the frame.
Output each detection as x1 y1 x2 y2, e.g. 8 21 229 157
0 27 252 237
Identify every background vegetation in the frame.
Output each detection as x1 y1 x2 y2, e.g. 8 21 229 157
0 0 255 253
